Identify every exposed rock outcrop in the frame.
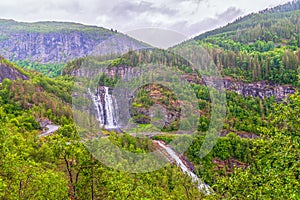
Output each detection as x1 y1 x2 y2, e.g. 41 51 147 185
222 77 295 101
213 158 249 175
0 57 28 82
130 84 180 130
73 63 296 101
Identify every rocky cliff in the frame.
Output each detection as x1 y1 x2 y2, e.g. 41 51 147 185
72 62 296 101
0 19 148 64
222 78 295 101
0 57 28 82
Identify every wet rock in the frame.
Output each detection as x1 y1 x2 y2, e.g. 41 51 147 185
222 79 295 101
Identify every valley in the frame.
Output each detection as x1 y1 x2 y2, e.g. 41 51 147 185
0 1 299 199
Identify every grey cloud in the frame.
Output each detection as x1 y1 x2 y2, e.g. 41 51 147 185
111 1 177 18
216 6 243 23
0 0 262 42
170 6 243 36
42 1 81 14
127 28 188 49
59 2 81 14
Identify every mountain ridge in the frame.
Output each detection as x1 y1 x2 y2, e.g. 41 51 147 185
195 0 300 43
0 19 149 64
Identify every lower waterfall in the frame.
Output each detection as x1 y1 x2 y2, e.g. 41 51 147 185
156 141 213 195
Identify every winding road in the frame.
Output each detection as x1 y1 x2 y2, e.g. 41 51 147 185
39 125 60 137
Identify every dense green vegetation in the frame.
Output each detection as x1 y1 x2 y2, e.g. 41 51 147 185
1 46 298 199
15 60 65 77
193 1 300 85
149 92 300 199
199 41 300 85
0 58 206 199
196 1 300 44
190 93 300 199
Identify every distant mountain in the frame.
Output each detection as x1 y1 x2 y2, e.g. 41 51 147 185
195 0 300 44
0 19 148 64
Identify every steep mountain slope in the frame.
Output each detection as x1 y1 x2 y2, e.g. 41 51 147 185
0 56 29 82
0 19 148 64
191 1 300 86
195 0 300 44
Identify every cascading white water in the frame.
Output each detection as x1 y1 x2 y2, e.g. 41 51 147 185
156 141 213 195
103 87 117 128
89 87 118 129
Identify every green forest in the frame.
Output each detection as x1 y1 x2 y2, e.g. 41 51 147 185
0 1 300 199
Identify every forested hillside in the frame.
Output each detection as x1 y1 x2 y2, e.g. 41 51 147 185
0 57 208 199
196 0 300 43
0 56 29 82
194 0 300 85
0 49 299 199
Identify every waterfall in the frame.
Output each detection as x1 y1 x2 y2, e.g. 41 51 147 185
156 141 213 195
89 86 118 129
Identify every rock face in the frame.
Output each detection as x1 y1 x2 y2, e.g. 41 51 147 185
0 19 148 64
71 65 141 79
222 78 295 101
130 84 181 129
0 57 28 82
73 63 296 101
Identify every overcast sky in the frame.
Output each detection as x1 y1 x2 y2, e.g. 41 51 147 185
0 0 292 38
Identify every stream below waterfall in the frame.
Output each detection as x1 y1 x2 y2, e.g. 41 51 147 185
155 141 213 195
